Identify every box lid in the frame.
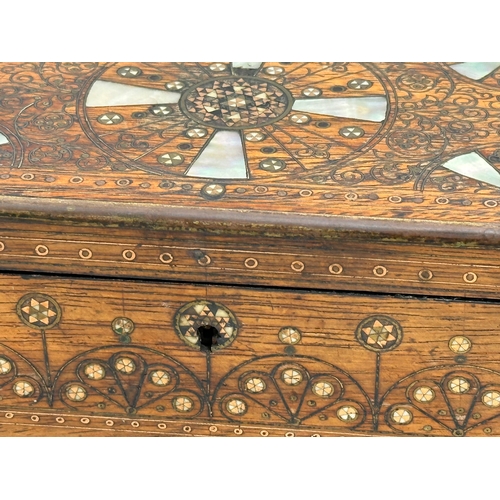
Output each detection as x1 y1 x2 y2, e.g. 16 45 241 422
1 62 500 296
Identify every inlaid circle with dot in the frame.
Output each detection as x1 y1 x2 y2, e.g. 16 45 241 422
180 76 292 130
449 336 472 353
482 390 500 407
291 261 305 272
122 249 136 261
35 244 49 256
329 263 343 275
244 257 259 269
463 272 478 283
78 248 92 259
115 357 136 374
281 368 303 386
159 252 174 264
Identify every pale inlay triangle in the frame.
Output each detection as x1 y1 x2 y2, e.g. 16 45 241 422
292 97 387 122
0 133 8 146
449 62 500 80
86 80 181 107
442 152 500 188
185 130 248 179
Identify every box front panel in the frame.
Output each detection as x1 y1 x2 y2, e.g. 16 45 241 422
0 273 498 436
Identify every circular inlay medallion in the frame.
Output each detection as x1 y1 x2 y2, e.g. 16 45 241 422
172 396 193 412
355 315 403 352
149 370 171 386
13 380 35 398
84 363 106 380
245 377 266 393
311 381 334 398
278 327 302 345
391 407 413 424
174 300 238 350
66 384 87 402
482 390 500 407
448 377 470 394
180 77 293 130
337 405 359 421
226 398 247 415
448 336 472 353
281 368 303 386
413 386 435 403
16 293 62 329
115 357 136 374
0 357 12 375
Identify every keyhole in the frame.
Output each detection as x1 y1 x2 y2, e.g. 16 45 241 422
197 325 220 352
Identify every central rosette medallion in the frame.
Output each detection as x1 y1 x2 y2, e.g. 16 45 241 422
180 77 292 129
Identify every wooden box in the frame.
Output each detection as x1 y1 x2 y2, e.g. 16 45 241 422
1 62 500 437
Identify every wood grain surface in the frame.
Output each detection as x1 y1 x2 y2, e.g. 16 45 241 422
0 62 500 228
0 272 499 437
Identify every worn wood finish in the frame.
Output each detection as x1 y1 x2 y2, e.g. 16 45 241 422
0 272 499 437
1 218 500 300
1 62 500 436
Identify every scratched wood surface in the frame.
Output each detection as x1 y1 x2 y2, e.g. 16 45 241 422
0 272 499 437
